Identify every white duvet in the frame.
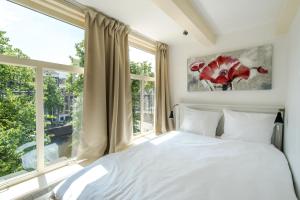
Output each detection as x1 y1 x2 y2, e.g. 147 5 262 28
53 131 297 200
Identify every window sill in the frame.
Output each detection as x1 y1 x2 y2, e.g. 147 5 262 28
130 132 157 146
0 164 84 200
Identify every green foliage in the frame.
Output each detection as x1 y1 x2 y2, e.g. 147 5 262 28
130 61 154 77
67 40 84 97
70 93 83 156
0 31 36 176
0 31 29 59
0 31 84 177
130 61 154 134
0 91 36 176
69 41 84 68
66 40 84 155
44 73 64 127
66 74 84 97
131 79 141 133
0 28 153 177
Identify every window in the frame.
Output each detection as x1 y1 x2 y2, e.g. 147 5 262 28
0 0 84 187
129 46 155 137
0 65 37 181
43 70 83 166
0 1 84 66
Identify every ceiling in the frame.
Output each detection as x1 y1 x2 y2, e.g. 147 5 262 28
76 0 188 45
191 0 283 35
76 0 284 45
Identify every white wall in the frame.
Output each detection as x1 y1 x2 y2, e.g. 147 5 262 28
285 10 300 197
169 23 300 197
168 20 300 197
169 25 288 106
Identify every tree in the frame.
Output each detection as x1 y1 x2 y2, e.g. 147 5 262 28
0 30 154 176
130 61 154 77
44 73 64 127
0 31 83 176
69 41 84 68
0 31 36 176
130 61 154 134
67 40 84 97
66 41 84 155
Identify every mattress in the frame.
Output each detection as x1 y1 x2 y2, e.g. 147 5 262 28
52 131 297 200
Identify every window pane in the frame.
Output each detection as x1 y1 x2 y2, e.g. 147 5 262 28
130 46 155 136
43 70 83 165
0 1 84 66
131 80 141 135
129 47 155 76
0 64 36 182
142 81 155 133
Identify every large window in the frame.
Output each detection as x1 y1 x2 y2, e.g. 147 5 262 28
129 46 155 137
0 0 83 66
0 0 84 186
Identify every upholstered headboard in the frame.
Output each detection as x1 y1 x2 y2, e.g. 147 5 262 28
175 103 285 151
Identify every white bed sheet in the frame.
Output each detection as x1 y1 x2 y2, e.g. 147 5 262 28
52 131 297 200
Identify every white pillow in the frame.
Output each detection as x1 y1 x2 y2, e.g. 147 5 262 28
180 107 222 137
221 109 276 144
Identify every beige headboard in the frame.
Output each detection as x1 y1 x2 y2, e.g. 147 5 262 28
175 103 285 151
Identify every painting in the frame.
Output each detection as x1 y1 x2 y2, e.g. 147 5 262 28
187 44 273 91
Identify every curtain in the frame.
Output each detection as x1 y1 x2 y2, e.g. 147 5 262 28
155 42 174 134
78 9 132 161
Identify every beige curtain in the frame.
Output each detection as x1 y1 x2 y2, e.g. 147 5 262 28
78 9 132 161
155 42 174 134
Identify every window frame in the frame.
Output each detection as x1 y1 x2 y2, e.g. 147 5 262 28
0 55 84 189
129 45 156 138
0 0 157 189
10 0 85 28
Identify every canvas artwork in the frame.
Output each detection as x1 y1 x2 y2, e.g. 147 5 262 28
187 44 273 91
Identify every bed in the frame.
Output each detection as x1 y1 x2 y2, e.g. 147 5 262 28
52 104 297 200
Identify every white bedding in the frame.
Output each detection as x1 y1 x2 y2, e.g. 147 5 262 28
52 131 297 200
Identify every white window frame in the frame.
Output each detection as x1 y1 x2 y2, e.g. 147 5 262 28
0 0 157 189
130 74 155 138
0 55 84 189
0 1 85 189
10 0 85 28
129 44 156 138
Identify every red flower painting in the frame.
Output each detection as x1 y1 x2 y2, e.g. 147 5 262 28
189 55 269 91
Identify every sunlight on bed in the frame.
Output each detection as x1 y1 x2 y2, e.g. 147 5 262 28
62 165 108 199
150 132 178 145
